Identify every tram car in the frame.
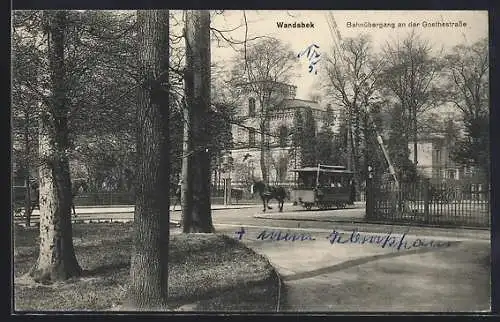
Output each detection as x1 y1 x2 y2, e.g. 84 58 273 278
290 164 354 210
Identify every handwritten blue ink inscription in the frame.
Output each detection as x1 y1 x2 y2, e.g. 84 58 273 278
326 229 452 251
257 230 316 242
237 228 452 251
298 44 320 74
235 227 246 240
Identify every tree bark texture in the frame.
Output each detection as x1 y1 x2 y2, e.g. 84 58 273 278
23 110 33 226
259 127 269 184
258 99 272 184
181 97 192 224
30 10 81 283
413 106 418 166
126 10 170 310
24 175 32 226
182 10 214 233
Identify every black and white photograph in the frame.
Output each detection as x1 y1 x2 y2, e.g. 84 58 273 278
11 9 490 312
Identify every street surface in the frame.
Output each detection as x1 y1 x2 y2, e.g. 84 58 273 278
184 202 490 312
15 202 491 312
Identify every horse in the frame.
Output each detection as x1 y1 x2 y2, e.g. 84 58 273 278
251 180 286 213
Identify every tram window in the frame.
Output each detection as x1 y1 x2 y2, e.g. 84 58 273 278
328 176 342 188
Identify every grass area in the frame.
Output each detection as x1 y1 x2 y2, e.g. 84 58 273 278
14 223 279 312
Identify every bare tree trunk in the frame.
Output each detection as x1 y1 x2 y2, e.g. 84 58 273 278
24 175 32 226
29 10 81 282
353 109 363 197
183 10 214 233
346 111 354 172
259 127 269 184
23 110 33 226
126 10 170 310
413 106 418 166
181 97 192 225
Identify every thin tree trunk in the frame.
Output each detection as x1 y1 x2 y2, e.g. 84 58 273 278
126 10 170 310
413 106 418 166
30 11 81 283
260 128 268 184
24 175 32 226
346 111 354 172
258 96 270 184
353 110 362 197
24 110 33 226
183 10 214 233
181 96 192 226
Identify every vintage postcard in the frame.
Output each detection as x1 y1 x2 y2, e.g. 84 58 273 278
12 9 490 313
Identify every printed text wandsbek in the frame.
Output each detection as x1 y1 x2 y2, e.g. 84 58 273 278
277 21 315 28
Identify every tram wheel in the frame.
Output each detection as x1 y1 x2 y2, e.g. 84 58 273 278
305 203 313 210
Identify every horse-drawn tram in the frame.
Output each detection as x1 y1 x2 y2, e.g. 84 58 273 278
290 164 354 210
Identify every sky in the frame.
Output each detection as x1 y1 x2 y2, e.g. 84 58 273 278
207 10 488 100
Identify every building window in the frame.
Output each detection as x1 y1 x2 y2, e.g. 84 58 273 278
278 125 288 148
248 98 256 117
248 128 256 147
236 127 245 146
435 149 441 163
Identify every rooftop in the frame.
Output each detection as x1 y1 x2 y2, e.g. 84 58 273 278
280 98 321 110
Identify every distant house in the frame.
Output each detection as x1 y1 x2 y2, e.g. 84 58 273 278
373 107 472 182
228 81 339 186
407 131 488 183
408 134 463 181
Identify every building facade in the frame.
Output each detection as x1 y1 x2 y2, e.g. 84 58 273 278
408 134 466 182
228 81 339 187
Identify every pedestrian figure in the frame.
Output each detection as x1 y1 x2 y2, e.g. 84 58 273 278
349 179 356 205
172 178 182 212
30 180 40 212
71 178 87 217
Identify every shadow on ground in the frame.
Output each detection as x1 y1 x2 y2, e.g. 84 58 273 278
14 223 280 312
279 241 490 312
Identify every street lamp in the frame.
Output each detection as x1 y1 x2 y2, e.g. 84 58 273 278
221 151 234 205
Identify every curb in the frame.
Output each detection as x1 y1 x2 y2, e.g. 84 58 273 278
253 214 490 232
275 269 283 312
15 220 182 227
13 205 261 225
16 204 260 218
248 249 283 313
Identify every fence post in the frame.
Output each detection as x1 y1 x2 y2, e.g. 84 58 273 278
365 170 373 219
423 178 430 220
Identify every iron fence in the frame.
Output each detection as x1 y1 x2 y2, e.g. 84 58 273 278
366 178 490 228
13 184 279 210
73 192 135 206
73 191 261 207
